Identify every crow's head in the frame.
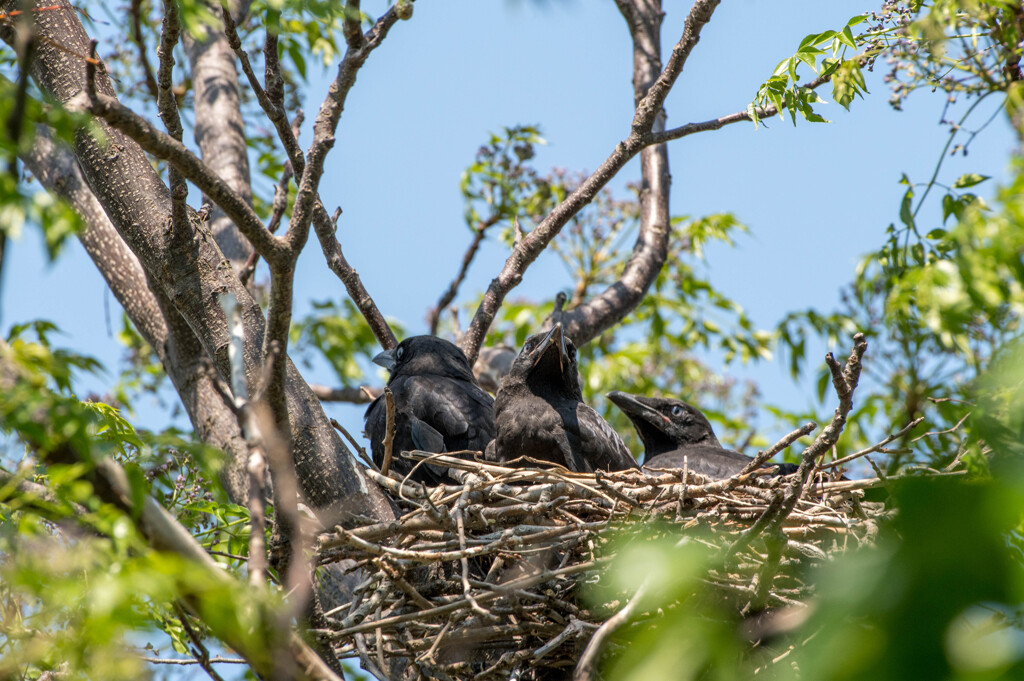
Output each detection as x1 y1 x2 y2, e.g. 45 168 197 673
508 323 581 399
606 391 720 457
372 336 477 383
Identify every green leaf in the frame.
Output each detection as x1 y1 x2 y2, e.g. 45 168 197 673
952 173 990 189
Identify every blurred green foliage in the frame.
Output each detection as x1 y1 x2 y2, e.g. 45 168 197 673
0 332 259 680
2 1 1023 679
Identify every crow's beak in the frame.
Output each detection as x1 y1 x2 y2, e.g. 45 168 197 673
607 391 669 434
534 323 568 374
372 348 396 372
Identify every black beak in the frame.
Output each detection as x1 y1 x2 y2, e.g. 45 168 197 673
607 391 670 434
533 323 568 375
372 348 396 372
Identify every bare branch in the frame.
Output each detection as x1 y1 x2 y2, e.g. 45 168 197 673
0 345 341 681
312 384 379 404
3 0 396 529
574 580 650 681
735 421 817 480
820 417 925 470
184 1 256 270
312 204 398 349
647 72 833 145
342 1 364 50
129 0 159 99
461 0 722 364
17 124 255 502
220 294 269 586
427 216 498 336
222 6 398 349
80 86 283 263
141 657 247 666
559 0 671 345
155 0 189 238
380 388 396 476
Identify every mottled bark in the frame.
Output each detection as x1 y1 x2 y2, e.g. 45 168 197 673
183 10 254 271
0 0 394 526
20 128 252 502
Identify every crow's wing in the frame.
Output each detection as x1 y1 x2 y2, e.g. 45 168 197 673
573 403 639 472
643 446 797 479
400 375 495 452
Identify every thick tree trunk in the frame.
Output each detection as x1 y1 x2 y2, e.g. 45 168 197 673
183 11 255 272
1 0 394 526
22 127 252 503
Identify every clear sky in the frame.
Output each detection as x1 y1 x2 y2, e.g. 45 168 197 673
2 0 1014 455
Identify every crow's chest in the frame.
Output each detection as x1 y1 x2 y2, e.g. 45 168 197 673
495 395 582 462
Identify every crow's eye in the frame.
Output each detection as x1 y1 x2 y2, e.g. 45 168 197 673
396 346 405 361
567 345 576 360
523 340 535 353
670 405 684 418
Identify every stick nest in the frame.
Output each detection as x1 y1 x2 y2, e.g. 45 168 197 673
315 452 893 680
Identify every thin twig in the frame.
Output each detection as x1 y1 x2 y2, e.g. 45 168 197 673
141 657 247 666
460 0 723 363
427 215 498 335
380 388 396 476
129 0 159 98
574 580 649 681
820 417 925 470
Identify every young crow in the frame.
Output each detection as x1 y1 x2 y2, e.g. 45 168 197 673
606 391 797 479
365 336 495 484
487 324 638 473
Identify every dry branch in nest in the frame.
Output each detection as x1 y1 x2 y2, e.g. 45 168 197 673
311 335 957 679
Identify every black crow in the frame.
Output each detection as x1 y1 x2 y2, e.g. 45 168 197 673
606 391 797 479
487 324 638 473
364 336 495 484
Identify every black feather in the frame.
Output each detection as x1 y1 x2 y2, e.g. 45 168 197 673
365 336 495 484
606 391 797 479
487 325 638 473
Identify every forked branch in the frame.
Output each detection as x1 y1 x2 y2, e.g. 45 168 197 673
460 0 721 364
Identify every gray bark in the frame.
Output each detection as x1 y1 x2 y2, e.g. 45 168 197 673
21 128 252 502
0 0 394 526
183 13 255 271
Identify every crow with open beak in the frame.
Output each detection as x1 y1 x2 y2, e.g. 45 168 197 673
486 324 638 473
607 391 797 479
364 336 495 484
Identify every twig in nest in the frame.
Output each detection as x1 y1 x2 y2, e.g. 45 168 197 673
330 418 376 469
455 483 495 620
380 388 396 476
574 579 650 681
735 421 817 481
820 417 925 470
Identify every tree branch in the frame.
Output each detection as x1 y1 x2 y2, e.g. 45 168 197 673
184 0 255 270
129 0 159 99
427 215 498 336
81 85 283 264
573 580 650 681
557 0 671 345
0 347 342 681
460 0 722 364
154 1 188 239
312 203 398 349
222 5 398 349
647 72 833 145
311 384 380 404
17 125 256 502
2 0 396 531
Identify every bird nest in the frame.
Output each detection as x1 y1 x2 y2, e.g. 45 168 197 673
314 451 897 680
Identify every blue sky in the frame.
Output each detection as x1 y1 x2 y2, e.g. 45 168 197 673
2 0 1015 454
